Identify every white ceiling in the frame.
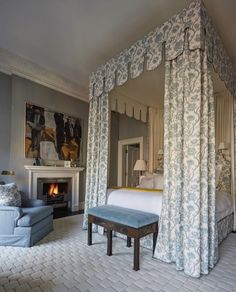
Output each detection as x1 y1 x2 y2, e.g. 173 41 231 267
0 0 235 101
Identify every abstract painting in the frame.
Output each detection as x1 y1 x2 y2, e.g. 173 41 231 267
25 103 82 161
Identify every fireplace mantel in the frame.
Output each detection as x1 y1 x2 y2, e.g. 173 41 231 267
24 165 84 172
24 165 84 211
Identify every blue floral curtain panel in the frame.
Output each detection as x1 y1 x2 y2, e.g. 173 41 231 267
83 93 109 230
154 44 217 277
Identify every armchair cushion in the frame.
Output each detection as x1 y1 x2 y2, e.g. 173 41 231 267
0 183 21 207
17 206 53 227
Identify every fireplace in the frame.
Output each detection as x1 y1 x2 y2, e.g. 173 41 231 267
37 178 72 210
25 165 84 212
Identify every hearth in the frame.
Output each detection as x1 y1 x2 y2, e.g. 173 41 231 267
37 178 72 210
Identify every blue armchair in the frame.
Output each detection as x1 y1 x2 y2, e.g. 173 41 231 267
0 199 53 247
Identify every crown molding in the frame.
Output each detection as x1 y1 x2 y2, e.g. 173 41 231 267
0 48 89 103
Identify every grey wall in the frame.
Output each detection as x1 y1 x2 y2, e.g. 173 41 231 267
0 72 12 172
109 112 119 186
8 75 89 205
109 112 148 186
118 114 148 157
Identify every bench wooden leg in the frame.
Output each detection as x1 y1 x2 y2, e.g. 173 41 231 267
88 222 92 246
133 238 140 271
153 231 158 256
127 236 131 247
107 229 112 256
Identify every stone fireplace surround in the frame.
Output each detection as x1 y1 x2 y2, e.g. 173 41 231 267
24 166 84 211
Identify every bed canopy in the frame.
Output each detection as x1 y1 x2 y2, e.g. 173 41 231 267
83 0 236 278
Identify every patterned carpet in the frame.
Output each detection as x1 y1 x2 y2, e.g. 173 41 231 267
0 215 236 292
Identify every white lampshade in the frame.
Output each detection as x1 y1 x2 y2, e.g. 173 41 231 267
218 142 227 150
158 149 164 155
134 159 147 171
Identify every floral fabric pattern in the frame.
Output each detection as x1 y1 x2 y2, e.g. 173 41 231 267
0 183 21 207
89 0 204 99
202 4 236 98
117 212 232 251
154 44 217 278
89 1 235 100
84 0 236 279
83 93 110 230
217 214 234 244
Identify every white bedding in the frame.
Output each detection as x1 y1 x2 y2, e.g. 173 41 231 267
107 188 233 222
107 188 163 216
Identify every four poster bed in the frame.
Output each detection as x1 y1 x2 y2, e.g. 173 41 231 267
83 0 236 278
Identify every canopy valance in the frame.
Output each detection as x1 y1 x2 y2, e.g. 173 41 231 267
110 90 148 122
89 0 236 99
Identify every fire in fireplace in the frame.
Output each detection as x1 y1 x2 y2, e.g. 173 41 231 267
37 178 72 209
44 182 68 202
48 183 59 196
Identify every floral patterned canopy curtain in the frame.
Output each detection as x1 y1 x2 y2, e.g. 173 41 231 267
234 99 236 231
154 43 217 277
83 93 109 230
83 0 236 279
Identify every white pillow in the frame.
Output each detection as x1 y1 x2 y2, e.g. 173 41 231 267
153 173 164 189
138 176 154 189
144 172 154 178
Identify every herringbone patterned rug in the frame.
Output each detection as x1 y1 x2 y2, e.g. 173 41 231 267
0 215 235 292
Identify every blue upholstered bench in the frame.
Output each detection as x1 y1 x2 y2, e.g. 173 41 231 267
87 205 159 271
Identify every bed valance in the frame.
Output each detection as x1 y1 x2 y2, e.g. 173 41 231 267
110 90 148 122
89 0 236 100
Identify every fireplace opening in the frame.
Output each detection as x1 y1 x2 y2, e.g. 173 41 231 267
37 178 72 210
43 182 68 204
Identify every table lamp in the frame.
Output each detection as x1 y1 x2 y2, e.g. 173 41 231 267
134 159 147 176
